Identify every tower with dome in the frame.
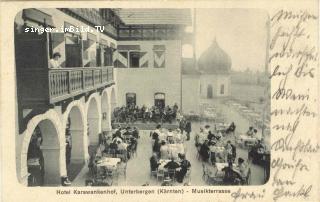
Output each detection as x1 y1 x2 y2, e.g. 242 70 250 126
198 39 231 99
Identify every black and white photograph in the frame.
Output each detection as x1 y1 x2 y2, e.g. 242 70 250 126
14 8 271 187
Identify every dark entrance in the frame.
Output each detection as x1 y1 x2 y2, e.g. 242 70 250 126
154 93 165 109
126 93 136 107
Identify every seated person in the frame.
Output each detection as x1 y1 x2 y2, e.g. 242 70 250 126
108 140 118 154
112 130 123 141
150 153 160 172
160 141 169 159
164 157 180 179
246 126 254 137
237 158 248 181
176 154 191 183
222 162 241 185
204 125 211 135
207 131 215 140
249 139 265 163
226 122 236 134
225 141 236 163
117 141 127 151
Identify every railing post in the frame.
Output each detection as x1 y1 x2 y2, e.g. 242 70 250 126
82 69 85 90
68 71 71 94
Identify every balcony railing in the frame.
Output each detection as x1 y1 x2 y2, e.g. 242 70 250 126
18 66 114 107
49 66 114 103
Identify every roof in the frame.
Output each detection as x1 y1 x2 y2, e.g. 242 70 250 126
117 9 192 25
182 58 200 75
198 39 231 74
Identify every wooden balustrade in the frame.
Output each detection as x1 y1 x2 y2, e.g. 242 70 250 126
48 66 114 103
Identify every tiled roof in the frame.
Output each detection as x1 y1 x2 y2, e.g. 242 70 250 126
117 9 191 25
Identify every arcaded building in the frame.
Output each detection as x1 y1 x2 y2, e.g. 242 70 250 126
14 8 192 186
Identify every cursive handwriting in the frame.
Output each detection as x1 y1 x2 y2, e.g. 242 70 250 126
230 188 265 202
269 8 318 202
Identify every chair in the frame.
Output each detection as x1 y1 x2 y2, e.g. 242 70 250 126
150 169 158 178
157 169 165 181
184 169 191 184
244 168 251 185
166 169 176 182
202 163 209 182
117 162 127 179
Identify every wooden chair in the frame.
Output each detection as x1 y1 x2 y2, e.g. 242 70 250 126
166 169 176 182
202 163 209 183
244 168 251 185
150 169 158 178
117 162 127 179
184 169 191 184
157 169 165 181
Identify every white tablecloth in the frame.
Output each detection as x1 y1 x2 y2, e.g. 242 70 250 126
96 157 121 169
239 135 257 143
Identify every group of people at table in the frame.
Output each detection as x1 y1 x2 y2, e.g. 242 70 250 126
113 104 179 124
88 126 140 184
196 124 251 185
149 125 191 184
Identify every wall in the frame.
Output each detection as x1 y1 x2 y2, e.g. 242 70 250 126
115 40 182 108
182 75 200 114
200 74 230 98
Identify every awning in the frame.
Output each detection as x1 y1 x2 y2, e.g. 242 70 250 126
153 45 166 51
117 45 140 51
22 9 55 28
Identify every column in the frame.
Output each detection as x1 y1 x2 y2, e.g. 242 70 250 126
40 146 61 186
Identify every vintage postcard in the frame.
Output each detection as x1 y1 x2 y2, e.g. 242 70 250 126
0 1 319 202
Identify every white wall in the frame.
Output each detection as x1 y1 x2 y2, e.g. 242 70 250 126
115 40 182 108
200 74 230 98
182 75 200 114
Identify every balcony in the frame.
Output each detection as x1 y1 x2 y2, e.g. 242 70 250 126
18 66 114 107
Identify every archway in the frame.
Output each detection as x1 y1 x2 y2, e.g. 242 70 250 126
87 97 100 146
65 105 86 181
26 119 61 186
110 88 117 121
207 84 213 99
101 91 111 132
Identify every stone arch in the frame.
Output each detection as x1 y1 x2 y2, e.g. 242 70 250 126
62 100 88 179
101 89 111 132
20 109 65 186
110 87 117 118
86 93 102 146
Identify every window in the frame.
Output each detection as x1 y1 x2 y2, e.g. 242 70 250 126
104 47 113 66
126 93 136 106
154 93 165 109
129 52 140 68
65 33 82 68
220 84 225 95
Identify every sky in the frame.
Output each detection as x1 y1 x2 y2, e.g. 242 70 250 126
183 8 269 72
